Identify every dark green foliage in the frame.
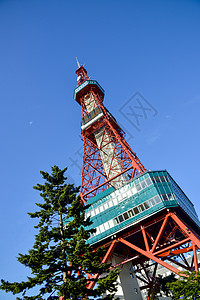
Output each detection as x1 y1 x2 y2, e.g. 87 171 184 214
156 273 176 297
0 166 119 300
167 271 200 300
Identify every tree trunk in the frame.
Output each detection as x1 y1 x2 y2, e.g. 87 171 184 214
59 212 67 284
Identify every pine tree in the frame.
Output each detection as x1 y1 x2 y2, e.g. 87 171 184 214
167 271 200 300
0 166 119 300
156 273 176 297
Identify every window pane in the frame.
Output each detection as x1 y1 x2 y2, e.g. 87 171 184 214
144 201 150 209
114 218 119 225
138 204 145 212
108 200 113 207
117 195 122 202
104 222 109 230
154 195 161 203
86 114 90 122
155 176 161 183
95 106 99 114
162 194 168 201
108 220 114 228
95 207 100 214
113 199 118 205
118 215 124 223
164 175 169 182
130 186 137 196
167 193 173 201
151 177 156 184
160 176 166 183
127 190 133 197
90 111 95 118
123 212 129 220
121 192 127 200
136 183 142 192
141 180 147 189
146 178 152 186
149 198 155 206
133 207 139 215
99 224 105 233
128 210 134 217
104 202 108 209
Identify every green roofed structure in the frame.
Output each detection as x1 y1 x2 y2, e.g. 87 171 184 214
83 171 200 246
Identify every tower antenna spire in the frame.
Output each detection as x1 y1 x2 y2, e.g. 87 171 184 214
76 57 81 68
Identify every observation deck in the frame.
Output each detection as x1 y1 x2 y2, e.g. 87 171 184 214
83 170 200 246
74 80 105 105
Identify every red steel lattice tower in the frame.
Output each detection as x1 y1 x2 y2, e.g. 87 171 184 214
73 64 200 300
74 65 146 205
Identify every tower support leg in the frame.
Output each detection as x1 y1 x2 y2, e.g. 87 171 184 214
110 255 143 300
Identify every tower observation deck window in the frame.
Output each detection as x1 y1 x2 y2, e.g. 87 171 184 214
112 195 162 227
155 177 161 183
81 106 103 130
161 193 175 201
136 183 142 192
86 175 153 220
123 212 129 220
118 215 124 222
128 210 134 217
160 176 166 183
143 202 150 209
133 207 139 215
151 175 169 184
114 218 119 225
90 193 164 239
138 204 145 212
141 181 147 189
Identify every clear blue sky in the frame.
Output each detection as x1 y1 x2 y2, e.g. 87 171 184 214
1 0 200 299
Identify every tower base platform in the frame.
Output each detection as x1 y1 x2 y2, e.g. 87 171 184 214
82 170 200 299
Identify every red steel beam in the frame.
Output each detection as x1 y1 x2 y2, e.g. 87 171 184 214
193 243 198 272
141 225 150 252
171 213 200 249
82 165 133 198
154 237 190 256
87 239 117 290
151 213 169 253
118 237 187 276
157 245 193 257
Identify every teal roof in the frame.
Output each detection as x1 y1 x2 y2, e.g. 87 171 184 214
87 186 115 205
73 80 105 100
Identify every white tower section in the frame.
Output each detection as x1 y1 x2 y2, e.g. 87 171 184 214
82 93 128 188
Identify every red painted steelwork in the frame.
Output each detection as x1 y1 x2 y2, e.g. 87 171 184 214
76 65 89 86
73 67 200 299
193 243 198 273
89 211 200 299
86 240 117 290
75 67 146 204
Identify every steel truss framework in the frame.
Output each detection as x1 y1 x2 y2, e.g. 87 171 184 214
73 66 200 300
79 89 146 204
86 210 200 299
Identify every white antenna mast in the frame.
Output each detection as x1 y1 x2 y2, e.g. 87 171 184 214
76 57 81 68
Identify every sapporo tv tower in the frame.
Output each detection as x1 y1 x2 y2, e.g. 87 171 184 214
72 62 200 299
